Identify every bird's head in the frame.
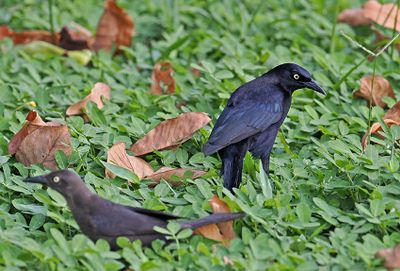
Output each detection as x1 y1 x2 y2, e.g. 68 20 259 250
25 169 87 198
268 63 325 95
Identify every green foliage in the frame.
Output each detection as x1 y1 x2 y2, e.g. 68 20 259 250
0 0 399 270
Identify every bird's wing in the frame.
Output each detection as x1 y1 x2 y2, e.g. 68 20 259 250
90 201 170 237
124 206 180 220
203 102 282 154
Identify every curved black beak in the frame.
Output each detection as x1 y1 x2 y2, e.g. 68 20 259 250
305 80 325 95
24 175 48 186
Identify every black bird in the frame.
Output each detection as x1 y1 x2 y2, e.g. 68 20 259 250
25 170 244 250
203 63 325 190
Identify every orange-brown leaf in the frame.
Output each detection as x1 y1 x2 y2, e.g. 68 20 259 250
150 62 176 95
363 0 400 31
209 195 236 241
0 25 59 45
59 23 93 51
376 244 400 271
362 101 400 149
92 0 135 52
194 195 237 245
145 167 206 186
194 224 225 242
130 112 211 156
66 83 111 116
106 142 154 179
354 75 395 108
8 111 72 170
337 8 372 26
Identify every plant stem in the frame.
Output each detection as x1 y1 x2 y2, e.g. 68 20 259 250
48 0 56 43
329 0 340 54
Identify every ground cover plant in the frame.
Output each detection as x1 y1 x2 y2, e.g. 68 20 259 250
0 0 400 270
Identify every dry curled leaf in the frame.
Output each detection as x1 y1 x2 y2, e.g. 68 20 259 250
362 101 400 149
130 112 211 156
66 82 111 116
337 8 372 26
8 111 72 170
354 75 395 108
106 142 154 179
59 23 93 51
146 167 206 186
106 143 205 185
338 1 400 31
0 25 59 45
194 195 237 244
376 244 400 271
92 0 135 52
363 0 400 31
150 61 176 95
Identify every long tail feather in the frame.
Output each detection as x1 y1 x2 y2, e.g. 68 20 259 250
180 212 245 229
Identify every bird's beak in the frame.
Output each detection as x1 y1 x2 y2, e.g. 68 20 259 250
304 80 325 95
24 175 48 186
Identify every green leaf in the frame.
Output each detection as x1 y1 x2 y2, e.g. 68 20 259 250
102 161 139 183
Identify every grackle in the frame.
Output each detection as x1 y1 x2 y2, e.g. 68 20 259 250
203 63 325 191
25 170 244 250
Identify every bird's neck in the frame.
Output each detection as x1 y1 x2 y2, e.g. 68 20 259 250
65 186 95 209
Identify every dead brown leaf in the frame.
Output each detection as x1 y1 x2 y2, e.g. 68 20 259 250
130 112 210 156
59 23 93 51
194 224 225 242
106 142 154 179
146 167 206 186
8 111 72 170
363 0 400 32
106 143 205 185
337 8 372 26
208 195 236 241
376 244 400 271
194 195 237 244
150 62 176 95
354 75 395 108
0 25 59 45
92 0 135 52
362 101 400 149
66 83 111 116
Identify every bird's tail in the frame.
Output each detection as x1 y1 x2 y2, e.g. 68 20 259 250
219 142 248 191
180 212 245 229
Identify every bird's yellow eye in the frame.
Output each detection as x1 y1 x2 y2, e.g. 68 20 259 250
293 73 300 80
53 176 60 183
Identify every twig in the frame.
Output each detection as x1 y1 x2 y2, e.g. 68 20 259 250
340 30 400 57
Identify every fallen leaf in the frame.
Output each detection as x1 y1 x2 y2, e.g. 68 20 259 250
337 8 372 26
146 167 206 186
362 101 400 149
8 111 72 170
354 75 395 108
0 25 59 45
194 224 225 242
376 244 400 271
194 195 237 244
59 23 93 50
92 0 135 52
66 83 111 116
191 67 202 77
130 112 211 156
208 195 236 241
106 142 154 179
150 62 176 95
363 0 400 31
